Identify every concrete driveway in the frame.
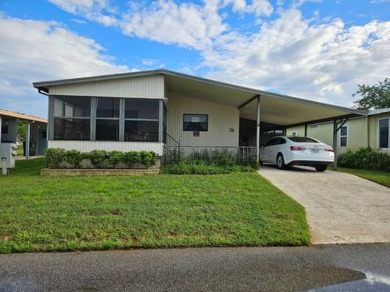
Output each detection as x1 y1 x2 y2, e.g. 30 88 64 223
258 166 390 244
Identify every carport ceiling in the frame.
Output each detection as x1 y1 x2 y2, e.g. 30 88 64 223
164 71 365 127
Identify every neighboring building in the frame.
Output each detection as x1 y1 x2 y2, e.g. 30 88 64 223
287 108 390 155
33 69 365 161
0 109 48 156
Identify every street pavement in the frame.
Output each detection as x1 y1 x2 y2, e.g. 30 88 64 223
0 244 390 291
258 166 390 244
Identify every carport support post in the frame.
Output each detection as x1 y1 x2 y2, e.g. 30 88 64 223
26 122 31 159
333 120 338 171
256 95 261 166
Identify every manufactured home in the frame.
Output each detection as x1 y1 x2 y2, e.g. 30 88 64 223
33 69 365 164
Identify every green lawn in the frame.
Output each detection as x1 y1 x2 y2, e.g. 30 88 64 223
337 167 390 188
0 158 310 253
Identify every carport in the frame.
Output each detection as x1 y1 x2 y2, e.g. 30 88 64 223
0 109 47 158
163 70 366 169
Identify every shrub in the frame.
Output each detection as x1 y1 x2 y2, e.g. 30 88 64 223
45 148 66 168
338 147 390 172
45 148 158 169
64 149 83 168
123 151 141 166
140 151 157 168
160 162 256 175
108 151 124 168
89 150 108 168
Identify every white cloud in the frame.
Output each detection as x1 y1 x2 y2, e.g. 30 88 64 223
223 0 273 16
120 0 227 51
0 16 128 117
48 0 118 26
5 0 390 113
202 8 390 107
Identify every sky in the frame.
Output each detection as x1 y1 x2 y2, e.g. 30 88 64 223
0 0 389 118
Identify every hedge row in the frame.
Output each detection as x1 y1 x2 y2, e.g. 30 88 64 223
338 147 390 172
45 148 157 169
160 162 255 175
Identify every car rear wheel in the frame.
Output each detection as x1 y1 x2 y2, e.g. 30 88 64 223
315 165 327 172
276 154 285 169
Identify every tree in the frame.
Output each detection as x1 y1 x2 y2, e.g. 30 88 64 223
353 78 390 111
17 120 26 142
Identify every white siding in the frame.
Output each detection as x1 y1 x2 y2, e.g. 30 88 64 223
48 141 164 155
166 92 239 147
49 75 164 99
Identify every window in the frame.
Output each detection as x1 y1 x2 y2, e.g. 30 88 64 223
379 118 389 148
289 137 319 143
1 119 9 134
340 125 348 147
183 114 208 131
124 99 159 142
54 118 90 140
96 98 120 141
51 96 161 142
53 96 91 140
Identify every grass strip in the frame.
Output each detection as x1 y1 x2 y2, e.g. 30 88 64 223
337 167 390 188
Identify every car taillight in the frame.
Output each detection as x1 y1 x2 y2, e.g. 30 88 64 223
290 145 306 151
325 147 334 152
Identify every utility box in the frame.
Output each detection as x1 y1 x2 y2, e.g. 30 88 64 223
0 142 17 175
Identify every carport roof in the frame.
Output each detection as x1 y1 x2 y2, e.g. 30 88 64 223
33 69 366 127
0 109 47 124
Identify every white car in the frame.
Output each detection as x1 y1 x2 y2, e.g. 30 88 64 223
260 136 334 172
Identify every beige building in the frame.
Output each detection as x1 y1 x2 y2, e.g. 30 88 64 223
287 108 390 155
33 69 364 162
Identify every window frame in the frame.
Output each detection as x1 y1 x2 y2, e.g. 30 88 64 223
52 96 92 141
49 95 163 143
339 125 348 147
183 114 208 132
378 118 390 149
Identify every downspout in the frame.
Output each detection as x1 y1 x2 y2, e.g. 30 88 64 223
38 89 49 96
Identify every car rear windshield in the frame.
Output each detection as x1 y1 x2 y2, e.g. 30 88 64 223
288 137 319 143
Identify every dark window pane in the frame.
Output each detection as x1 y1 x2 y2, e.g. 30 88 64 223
96 119 119 141
183 114 208 131
97 98 120 118
125 99 159 119
288 137 318 143
379 119 389 128
379 119 389 148
340 126 348 136
125 121 158 142
1 119 9 134
54 118 90 140
53 97 90 117
340 137 347 147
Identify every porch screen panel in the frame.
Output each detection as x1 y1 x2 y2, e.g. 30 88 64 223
124 99 159 142
52 96 91 140
96 98 120 141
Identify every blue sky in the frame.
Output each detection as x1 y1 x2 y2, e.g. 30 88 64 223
0 0 389 118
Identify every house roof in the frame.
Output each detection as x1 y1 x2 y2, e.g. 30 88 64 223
33 69 366 128
368 108 390 116
0 109 47 124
